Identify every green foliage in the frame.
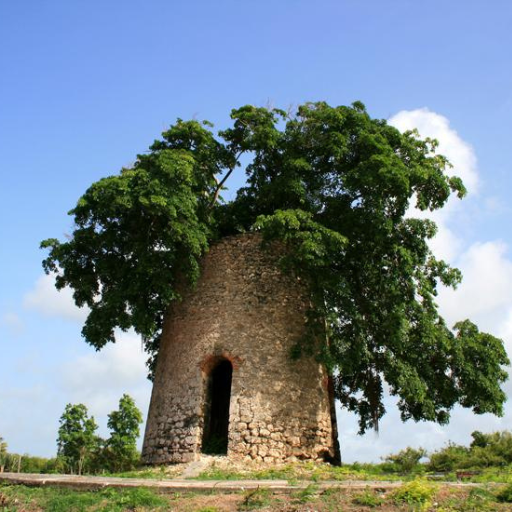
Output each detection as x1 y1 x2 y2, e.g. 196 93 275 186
428 430 512 472
352 487 385 507
104 394 143 473
1 453 64 474
392 479 437 510
42 147 214 376
55 395 143 475
439 487 497 511
42 102 510 430
292 483 318 503
238 487 273 510
427 443 470 472
0 484 168 512
101 487 168 510
0 436 7 472
56 403 100 475
468 487 498 509
496 483 512 503
383 446 427 473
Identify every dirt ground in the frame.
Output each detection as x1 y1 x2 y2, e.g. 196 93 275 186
163 487 512 511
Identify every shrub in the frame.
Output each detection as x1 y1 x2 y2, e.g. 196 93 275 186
496 483 512 503
384 446 427 473
392 479 436 510
352 488 385 507
293 484 318 503
239 488 273 510
427 443 470 472
428 431 512 472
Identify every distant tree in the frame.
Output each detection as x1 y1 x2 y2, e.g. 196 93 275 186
384 446 427 473
105 394 143 472
469 430 512 466
427 430 512 471
42 102 510 433
57 404 99 475
0 436 7 473
427 442 469 472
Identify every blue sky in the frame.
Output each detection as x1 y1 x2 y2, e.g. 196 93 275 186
1 0 512 462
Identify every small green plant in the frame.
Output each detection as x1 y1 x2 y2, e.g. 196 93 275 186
106 487 168 509
496 482 512 503
194 507 220 512
197 466 244 480
352 487 385 507
392 479 436 510
0 492 11 507
293 483 318 503
238 487 273 510
464 487 497 511
438 487 497 512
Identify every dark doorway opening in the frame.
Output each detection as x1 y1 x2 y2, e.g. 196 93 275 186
202 359 233 455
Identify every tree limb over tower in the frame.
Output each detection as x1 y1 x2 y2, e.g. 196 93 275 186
42 102 509 462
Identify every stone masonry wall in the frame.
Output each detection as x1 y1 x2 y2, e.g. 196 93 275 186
141 234 339 464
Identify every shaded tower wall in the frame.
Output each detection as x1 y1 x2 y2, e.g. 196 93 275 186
141 234 340 464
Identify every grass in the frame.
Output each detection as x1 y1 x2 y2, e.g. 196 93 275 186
3 481 512 511
238 487 275 510
51 458 512 485
0 484 168 511
352 487 386 508
292 483 319 504
194 460 411 482
106 465 181 480
191 460 512 485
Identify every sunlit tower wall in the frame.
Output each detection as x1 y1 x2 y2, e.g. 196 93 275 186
141 234 340 464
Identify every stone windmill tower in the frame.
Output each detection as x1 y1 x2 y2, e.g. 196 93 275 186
141 234 340 464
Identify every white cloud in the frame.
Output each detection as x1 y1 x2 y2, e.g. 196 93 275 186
389 108 479 196
437 241 512 330
59 330 152 441
388 108 481 266
0 331 152 457
17 276 152 451
0 311 24 335
427 218 462 263
23 273 89 322
339 397 512 463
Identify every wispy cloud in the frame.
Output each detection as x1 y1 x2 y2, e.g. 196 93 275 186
0 311 24 335
23 273 89 322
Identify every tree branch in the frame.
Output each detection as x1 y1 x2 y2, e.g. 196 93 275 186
208 151 243 210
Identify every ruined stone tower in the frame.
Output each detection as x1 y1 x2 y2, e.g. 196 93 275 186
142 234 340 464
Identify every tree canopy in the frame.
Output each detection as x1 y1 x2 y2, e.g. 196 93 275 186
42 101 510 433
106 394 143 472
57 403 99 475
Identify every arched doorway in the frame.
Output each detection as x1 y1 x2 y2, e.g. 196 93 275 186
202 359 233 455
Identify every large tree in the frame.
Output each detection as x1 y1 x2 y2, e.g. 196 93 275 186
42 102 509 433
